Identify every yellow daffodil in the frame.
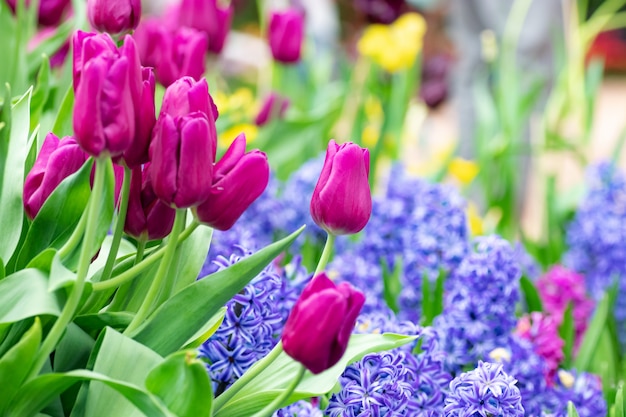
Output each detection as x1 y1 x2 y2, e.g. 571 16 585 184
466 202 484 236
448 157 480 186
357 12 427 73
219 123 258 148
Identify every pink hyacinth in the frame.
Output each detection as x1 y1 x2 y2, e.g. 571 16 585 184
537 265 594 349
516 312 564 385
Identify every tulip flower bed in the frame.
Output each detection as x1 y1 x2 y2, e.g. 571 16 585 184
1 1 626 417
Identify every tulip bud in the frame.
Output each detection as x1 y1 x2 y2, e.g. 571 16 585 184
254 92 290 126
6 0 71 26
177 0 233 54
149 112 215 208
87 0 141 35
24 133 88 219
122 67 156 168
72 32 143 158
310 140 372 235
125 164 176 240
282 273 365 374
195 134 269 230
155 27 208 88
268 9 304 64
160 77 219 122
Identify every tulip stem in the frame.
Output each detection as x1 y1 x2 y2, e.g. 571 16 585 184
99 164 132 284
213 341 284 413
106 236 147 312
124 209 186 334
91 221 199 293
28 157 109 380
250 365 306 417
57 209 87 260
314 233 335 277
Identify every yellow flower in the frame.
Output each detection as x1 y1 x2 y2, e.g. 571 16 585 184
467 202 484 236
488 347 511 363
558 370 575 389
219 123 258 148
362 125 379 148
364 95 383 122
448 157 479 186
357 13 427 73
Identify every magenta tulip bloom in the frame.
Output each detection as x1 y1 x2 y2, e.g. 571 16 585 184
156 27 208 87
195 134 269 231
160 77 218 122
6 0 71 26
268 9 304 64
121 67 156 168
24 133 88 219
72 30 118 90
310 140 372 235
149 112 215 208
88 0 141 35
125 164 176 240
282 273 365 374
254 92 290 126
177 0 233 54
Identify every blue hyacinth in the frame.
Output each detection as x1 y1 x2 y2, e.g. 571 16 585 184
539 371 607 417
564 162 626 347
274 400 324 417
444 361 524 417
198 246 304 394
433 235 522 373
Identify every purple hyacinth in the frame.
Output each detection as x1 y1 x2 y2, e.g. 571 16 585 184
336 164 469 322
433 235 522 372
274 400 323 417
564 162 626 347
539 371 607 417
444 361 524 417
325 326 451 416
198 246 303 394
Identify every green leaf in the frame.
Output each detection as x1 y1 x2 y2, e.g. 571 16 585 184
215 333 418 416
382 257 402 313
26 20 73 75
74 312 134 336
30 55 51 130
433 269 445 319
16 159 93 269
7 369 175 417
77 327 165 417
171 225 213 294
567 401 580 417
130 226 304 356
520 276 543 313
0 269 63 325
51 86 74 138
0 317 41 413
182 307 226 349
559 303 575 367
614 382 625 417
25 249 76 291
574 290 612 371
0 87 31 262
145 351 213 417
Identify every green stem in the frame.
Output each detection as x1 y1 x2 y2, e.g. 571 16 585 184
28 157 109 379
92 222 198 293
57 209 87 259
213 342 284 412
313 233 335 277
98 164 132 284
250 365 306 417
124 210 186 334
107 236 147 311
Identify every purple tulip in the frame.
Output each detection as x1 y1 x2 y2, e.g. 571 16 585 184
24 133 88 219
121 67 156 168
310 140 372 235
176 0 233 54
149 112 215 208
282 273 365 374
268 9 304 64
87 0 141 35
72 32 143 157
6 0 71 26
124 164 176 240
157 27 208 87
195 134 269 231
160 77 218 122
354 0 406 24
254 92 290 126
